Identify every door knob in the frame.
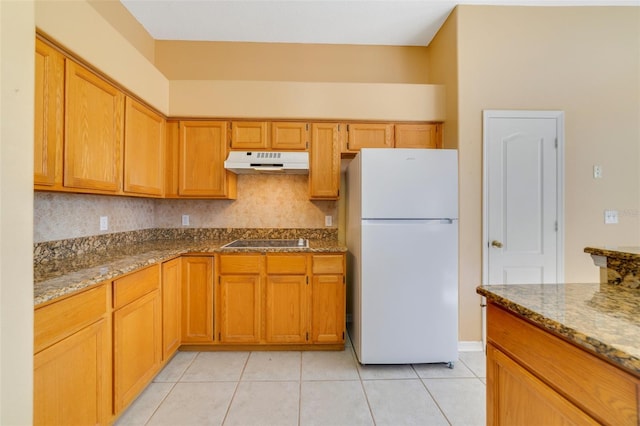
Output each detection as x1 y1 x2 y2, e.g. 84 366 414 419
491 240 503 248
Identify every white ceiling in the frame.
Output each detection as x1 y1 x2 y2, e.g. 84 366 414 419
121 0 639 46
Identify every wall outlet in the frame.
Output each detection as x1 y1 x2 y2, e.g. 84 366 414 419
182 214 190 226
325 215 333 227
604 210 618 224
99 216 108 231
593 165 603 179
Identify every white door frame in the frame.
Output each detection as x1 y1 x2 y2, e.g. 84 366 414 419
481 110 565 344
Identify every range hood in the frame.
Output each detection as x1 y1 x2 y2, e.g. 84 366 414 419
224 151 309 174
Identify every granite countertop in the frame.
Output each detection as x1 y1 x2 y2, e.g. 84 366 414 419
477 283 640 377
34 238 347 306
584 246 640 259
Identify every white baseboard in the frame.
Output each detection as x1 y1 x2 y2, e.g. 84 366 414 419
458 341 483 352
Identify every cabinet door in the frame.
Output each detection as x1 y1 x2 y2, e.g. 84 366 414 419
178 121 236 198
487 343 599 426
123 97 165 196
162 258 181 359
271 122 309 150
64 60 124 192
219 274 261 343
34 319 110 426
311 274 345 343
34 39 64 188
231 121 269 150
113 290 162 413
181 256 214 343
395 123 441 149
265 275 308 343
344 123 394 152
311 255 345 344
265 254 309 343
309 123 342 199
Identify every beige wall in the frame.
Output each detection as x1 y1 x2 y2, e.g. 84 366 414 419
157 41 430 83
427 8 458 149
1 1 35 423
452 5 640 341
87 0 156 63
35 0 169 114
169 80 445 120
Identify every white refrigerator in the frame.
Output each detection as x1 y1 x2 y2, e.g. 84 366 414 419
346 148 458 365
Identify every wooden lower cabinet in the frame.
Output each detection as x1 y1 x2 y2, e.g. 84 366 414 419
181 256 215 343
311 255 345 344
113 265 162 414
33 283 111 426
486 302 639 425
218 254 262 343
266 254 308 343
487 343 599 425
217 253 345 346
162 258 181 359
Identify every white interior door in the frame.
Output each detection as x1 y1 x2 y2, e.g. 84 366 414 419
483 110 564 286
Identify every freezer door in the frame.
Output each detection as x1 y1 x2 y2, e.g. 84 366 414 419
357 219 458 364
360 149 458 219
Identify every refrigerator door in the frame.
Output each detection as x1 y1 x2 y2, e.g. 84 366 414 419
356 218 458 364
360 149 458 220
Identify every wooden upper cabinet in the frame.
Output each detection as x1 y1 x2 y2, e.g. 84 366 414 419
178 121 236 198
271 122 309 150
123 97 165 197
309 123 342 200
395 123 441 149
64 60 124 192
34 39 64 189
230 121 269 150
344 123 394 152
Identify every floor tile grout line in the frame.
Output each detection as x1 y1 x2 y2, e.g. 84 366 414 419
138 351 198 426
298 351 303 426
220 352 251 426
418 376 453 426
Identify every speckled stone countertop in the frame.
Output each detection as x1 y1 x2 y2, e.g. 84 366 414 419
477 283 640 377
34 238 346 306
584 246 640 288
584 246 640 259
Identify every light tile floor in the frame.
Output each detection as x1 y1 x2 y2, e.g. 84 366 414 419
115 336 486 426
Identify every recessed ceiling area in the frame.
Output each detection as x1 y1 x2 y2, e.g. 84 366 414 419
120 0 638 47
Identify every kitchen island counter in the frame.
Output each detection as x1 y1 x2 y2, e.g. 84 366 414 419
477 282 640 377
35 237 347 306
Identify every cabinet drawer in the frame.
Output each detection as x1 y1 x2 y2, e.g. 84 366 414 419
113 264 160 309
34 284 108 353
219 255 262 274
266 254 307 274
487 303 639 425
312 255 344 274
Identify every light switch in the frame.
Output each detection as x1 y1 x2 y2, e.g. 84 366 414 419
325 215 333 227
604 210 618 224
182 215 190 226
100 216 108 231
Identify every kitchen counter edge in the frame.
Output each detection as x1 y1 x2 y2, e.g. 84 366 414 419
477 283 640 377
35 239 347 306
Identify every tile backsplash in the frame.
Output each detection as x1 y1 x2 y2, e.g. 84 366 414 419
34 175 338 243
